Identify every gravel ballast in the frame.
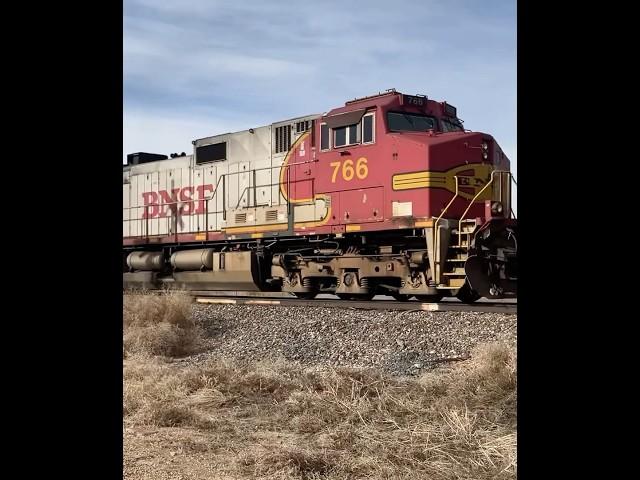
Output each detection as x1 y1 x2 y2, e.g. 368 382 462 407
185 304 516 375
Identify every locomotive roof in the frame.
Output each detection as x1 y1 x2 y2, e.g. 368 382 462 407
124 89 460 168
325 89 454 120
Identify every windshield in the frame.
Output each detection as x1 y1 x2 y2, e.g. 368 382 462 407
387 112 437 132
441 118 464 132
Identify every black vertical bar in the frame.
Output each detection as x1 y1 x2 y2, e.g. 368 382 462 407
253 169 257 207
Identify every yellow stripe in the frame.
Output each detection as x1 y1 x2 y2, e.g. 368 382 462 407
345 224 361 232
392 171 447 190
251 233 264 238
414 219 434 227
278 131 312 204
223 223 288 234
391 164 494 200
394 172 446 181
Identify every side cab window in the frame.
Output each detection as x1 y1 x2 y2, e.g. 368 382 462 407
320 123 330 151
362 112 375 144
320 111 375 151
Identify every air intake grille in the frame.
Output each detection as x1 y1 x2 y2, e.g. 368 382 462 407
266 210 278 222
295 120 311 133
275 125 291 154
235 213 247 224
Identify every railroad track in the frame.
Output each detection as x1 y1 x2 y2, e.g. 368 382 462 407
191 291 517 314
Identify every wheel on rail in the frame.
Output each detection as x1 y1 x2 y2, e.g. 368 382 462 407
414 294 444 303
391 293 410 301
455 282 481 304
294 291 318 300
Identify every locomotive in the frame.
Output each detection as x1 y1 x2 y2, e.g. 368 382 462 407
123 89 517 302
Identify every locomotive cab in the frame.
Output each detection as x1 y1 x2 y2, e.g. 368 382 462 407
316 90 512 223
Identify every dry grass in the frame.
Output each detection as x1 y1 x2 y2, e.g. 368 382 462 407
123 291 202 358
124 343 517 479
123 292 516 478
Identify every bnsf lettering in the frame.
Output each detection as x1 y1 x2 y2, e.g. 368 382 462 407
141 184 214 218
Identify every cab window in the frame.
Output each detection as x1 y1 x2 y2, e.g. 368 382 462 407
387 111 437 132
441 118 464 132
320 123 330 150
323 111 375 149
362 113 375 143
334 124 359 148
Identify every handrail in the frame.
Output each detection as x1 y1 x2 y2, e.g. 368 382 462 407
123 161 313 240
122 169 229 239
457 170 512 245
432 176 459 282
428 169 516 283
509 174 517 219
234 177 310 210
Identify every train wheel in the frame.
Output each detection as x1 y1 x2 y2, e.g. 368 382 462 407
294 291 318 300
455 283 481 304
415 294 443 303
392 293 410 301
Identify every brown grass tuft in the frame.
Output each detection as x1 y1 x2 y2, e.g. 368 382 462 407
123 291 201 357
239 445 340 479
124 342 517 479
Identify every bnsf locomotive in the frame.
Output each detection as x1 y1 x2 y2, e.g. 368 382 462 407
123 89 517 302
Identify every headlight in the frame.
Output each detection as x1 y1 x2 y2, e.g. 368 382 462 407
482 151 488 160
491 201 503 215
481 142 489 151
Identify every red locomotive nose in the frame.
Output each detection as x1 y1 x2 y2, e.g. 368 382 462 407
392 132 511 222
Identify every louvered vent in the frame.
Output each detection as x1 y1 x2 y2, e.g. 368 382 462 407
275 125 291 153
266 210 278 222
235 213 247 224
295 120 311 133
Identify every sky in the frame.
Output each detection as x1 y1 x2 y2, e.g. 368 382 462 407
124 0 516 209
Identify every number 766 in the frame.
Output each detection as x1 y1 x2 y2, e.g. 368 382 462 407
330 157 369 183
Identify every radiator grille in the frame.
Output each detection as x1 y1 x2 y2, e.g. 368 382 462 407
295 120 311 133
266 210 278 222
275 125 291 153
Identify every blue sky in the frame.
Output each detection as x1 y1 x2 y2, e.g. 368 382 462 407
124 0 516 206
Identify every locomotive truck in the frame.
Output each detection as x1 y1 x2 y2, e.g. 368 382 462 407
123 89 517 302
